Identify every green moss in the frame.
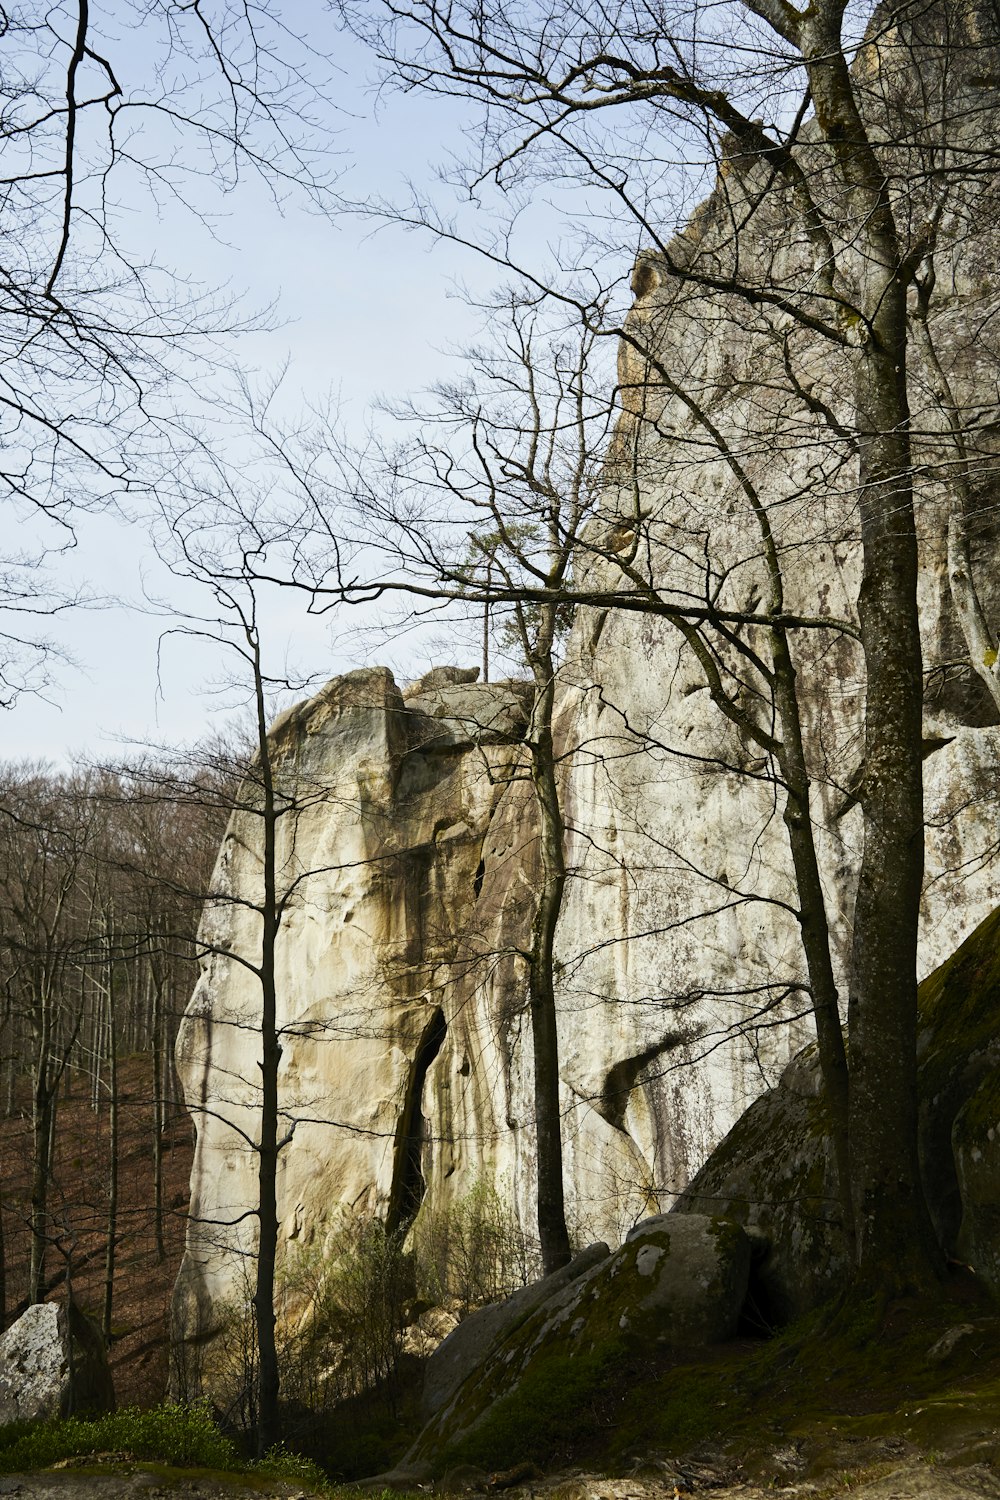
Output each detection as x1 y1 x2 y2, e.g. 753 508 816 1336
439 1339 629 1472
953 1066 1000 1142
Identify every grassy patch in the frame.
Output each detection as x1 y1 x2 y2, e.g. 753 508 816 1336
0 1401 237 1474
0 1401 428 1498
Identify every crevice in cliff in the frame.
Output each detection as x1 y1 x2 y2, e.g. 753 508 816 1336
598 1034 686 1132
386 1006 447 1235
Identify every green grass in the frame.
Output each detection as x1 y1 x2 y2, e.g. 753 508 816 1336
0 1400 430 1497
0 1401 237 1474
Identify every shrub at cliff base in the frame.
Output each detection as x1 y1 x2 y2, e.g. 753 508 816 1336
0 1402 237 1473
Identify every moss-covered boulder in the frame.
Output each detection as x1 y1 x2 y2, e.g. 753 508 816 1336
401 1213 750 1474
421 1241 611 1420
916 907 1000 1253
675 906 1000 1320
672 1044 845 1324
953 1065 1000 1289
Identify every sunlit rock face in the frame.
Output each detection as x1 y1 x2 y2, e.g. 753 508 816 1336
172 641 1000 1372
171 665 539 1359
172 1 1000 1361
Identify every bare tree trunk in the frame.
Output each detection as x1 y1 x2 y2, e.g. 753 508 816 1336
29 1007 54 1304
910 282 1000 714
795 3 942 1293
847 331 938 1285
30 1094 54 1304
0 1181 7 1331
102 945 119 1344
524 624 572 1274
150 964 166 1263
771 638 854 1248
251 634 282 1458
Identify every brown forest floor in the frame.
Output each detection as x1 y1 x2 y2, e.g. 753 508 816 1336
0 1055 194 1408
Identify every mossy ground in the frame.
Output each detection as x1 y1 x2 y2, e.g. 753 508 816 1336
421 1270 1000 1484
3 1281 999 1496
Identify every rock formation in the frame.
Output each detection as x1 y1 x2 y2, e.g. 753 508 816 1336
171 0 1000 1367
170 644 1000 1369
0 1301 115 1426
403 1214 752 1477
675 904 1000 1319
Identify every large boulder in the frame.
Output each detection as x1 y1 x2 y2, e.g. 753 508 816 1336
405 1213 751 1470
952 1068 1000 1288
673 1046 847 1324
0 1301 115 1426
675 906 1000 1319
422 1242 611 1421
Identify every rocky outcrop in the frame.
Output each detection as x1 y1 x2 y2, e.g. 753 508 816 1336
675 905 1000 1319
171 651 1000 1357
421 1242 611 1422
0 1301 115 1426
172 666 537 1358
171 0 1000 1366
403 1213 751 1475
171 649 1000 1369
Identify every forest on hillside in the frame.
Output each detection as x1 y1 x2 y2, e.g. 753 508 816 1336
0 760 226 1345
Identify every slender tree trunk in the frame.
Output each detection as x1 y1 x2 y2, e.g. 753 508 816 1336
30 1000 54 1305
30 1089 54 1304
151 966 166 1263
910 290 1000 713
102 951 119 1343
771 637 854 1248
252 637 282 1458
526 635 572 1274
255 949 281 1455
0 1181 7 1331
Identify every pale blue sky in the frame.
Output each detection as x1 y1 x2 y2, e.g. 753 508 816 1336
5 16 549 765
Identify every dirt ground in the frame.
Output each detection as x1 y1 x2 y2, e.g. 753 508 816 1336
1 1457 1000 1500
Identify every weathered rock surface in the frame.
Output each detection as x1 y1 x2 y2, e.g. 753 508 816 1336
171 1 1000 1369
0 1302 114 1426
675 905 1000 1316
404 1213 751 1471
171 659 1000 1374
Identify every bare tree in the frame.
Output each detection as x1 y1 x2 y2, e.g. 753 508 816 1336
148 486 359 1455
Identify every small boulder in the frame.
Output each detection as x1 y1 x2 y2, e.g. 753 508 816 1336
404 666 481 698
405 681 532 748
0 1301 115 1426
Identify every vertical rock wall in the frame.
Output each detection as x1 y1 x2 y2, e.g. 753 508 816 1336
171 2 1000 1356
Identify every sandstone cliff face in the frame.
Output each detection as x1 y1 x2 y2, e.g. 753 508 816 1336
172 665 538 1350
172 1 1000 1358
172 643 1000 1364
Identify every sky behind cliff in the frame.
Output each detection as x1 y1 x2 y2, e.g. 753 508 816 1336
5 10 582 767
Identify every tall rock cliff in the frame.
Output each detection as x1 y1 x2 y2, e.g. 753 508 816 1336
171 0 1000 1362
171 646 1000 1364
